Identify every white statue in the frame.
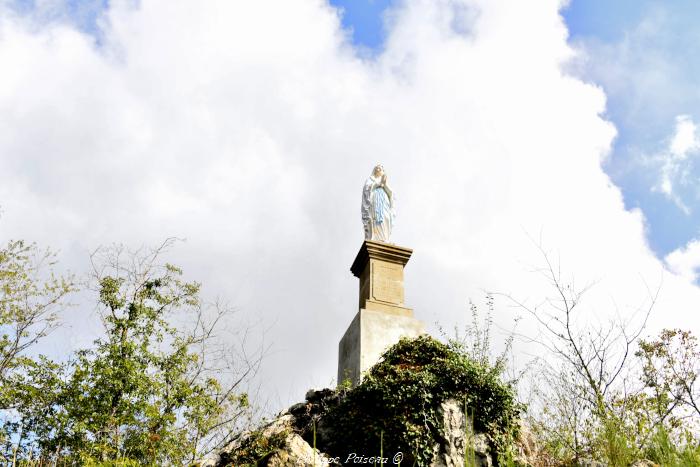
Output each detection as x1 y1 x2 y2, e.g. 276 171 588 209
362 164 395 242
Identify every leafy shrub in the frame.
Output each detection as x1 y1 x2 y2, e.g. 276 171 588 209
322 335 523 465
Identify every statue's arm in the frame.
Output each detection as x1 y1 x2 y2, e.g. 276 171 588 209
381 178 393 206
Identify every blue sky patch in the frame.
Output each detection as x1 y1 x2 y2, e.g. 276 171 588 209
562 0 700 258
329 0 395 51
8 0 108 37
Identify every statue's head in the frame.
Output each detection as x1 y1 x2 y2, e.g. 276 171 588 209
372 164 384 178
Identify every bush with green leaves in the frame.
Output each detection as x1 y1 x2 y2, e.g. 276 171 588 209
4 243 257 465
323 335 523 466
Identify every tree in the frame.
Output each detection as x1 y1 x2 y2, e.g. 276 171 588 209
500 243 660 464
0 239 75 462
0 240 75 385
637 329 700 419
9 241 263 465
634 329 700 465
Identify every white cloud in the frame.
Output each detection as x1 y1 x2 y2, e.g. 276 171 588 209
666 238 700 285
649 114 700 213
1 0 699 409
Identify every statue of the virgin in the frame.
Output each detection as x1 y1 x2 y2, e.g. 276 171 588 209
361 164 395 242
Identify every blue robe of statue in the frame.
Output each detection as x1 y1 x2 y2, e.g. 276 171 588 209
361 174 394 242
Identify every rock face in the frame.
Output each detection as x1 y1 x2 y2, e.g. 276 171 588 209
263 434 326 467
206 391 502 467
208 412 333 467
204 390 659 467
514 421 538 465
431 399 492 467
204 336 531 466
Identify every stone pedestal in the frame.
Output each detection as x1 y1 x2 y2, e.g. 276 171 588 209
338 241 425 386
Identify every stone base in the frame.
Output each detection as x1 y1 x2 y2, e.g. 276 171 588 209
337 308 425 386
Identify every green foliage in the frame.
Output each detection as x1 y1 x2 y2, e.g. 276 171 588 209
0 239 75 460
531 327 700 466
442 295 515 381
637 329 700 419
219 427 289 466
632 329 700 467
642 425 700 466
4 244 253 465
0 240 75 384
323 336 523 466
597 415 638 467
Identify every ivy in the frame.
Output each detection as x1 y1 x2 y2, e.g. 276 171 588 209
322 336 524 466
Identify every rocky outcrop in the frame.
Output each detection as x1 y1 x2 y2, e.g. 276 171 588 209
203 392 659 467
432 399 492 467
204 337 530 466
202 333 678 467
203 412 332 467
514 421 538 465
203 391 503 467
262 434 327 467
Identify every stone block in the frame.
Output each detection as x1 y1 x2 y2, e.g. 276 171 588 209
351 240 413 314
337 308 425 386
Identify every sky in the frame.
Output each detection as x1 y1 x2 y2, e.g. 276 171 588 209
1 0 700 412
330 0 700 269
